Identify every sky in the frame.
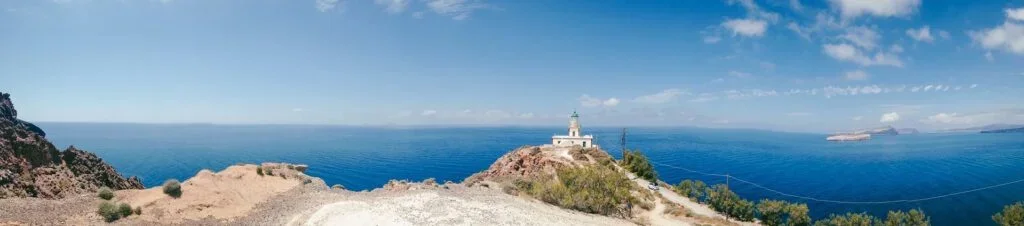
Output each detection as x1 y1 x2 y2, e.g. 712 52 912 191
2 0 1024 133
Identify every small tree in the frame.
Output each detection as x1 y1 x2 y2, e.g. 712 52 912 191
97 186 114 200
621 150 658 181
786 202 812 226
884 209 929 226
97 202 120 222
163 179 182 198
813 212 880 226
118 203 133 217
993 202 1024 226
757 199 788 226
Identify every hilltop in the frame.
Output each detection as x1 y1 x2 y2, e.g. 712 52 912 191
0 92 142 199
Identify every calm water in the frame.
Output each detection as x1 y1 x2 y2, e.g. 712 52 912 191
38 123 1024 225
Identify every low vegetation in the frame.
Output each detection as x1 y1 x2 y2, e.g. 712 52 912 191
118 203 133 217
163 179 182 198
620 149 658 181
97 202 121 222
993 202 1024 226
516 162 641 218
256 166 264 176
97 186 114 200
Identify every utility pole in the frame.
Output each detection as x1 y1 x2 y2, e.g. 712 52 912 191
620 128 627 158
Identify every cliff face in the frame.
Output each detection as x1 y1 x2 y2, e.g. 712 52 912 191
463 145 611 185
0 92 142 199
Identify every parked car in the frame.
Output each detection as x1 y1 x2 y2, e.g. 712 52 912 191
647 182 659 191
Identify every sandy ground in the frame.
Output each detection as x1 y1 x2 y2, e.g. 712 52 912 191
0 161 751 226
299 189 632 226
115 163 309 224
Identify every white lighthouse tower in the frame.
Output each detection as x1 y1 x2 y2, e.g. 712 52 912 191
552 110 596 148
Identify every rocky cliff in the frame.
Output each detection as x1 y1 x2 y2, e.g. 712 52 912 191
0 92 142 199
463 145 612 185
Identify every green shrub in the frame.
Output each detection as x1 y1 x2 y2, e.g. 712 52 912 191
133 206 142 215
813 212 880 226
756 199 811 226
701 184 756 221
620 150 658 181
118 203 133 217
97 186 114 200
675 180 708 202
97 202 121 222
256 166 264 176
518 164 639 218
266 168 274 176
163 179 182 198
993 202 1024 226
786 202 812 226
884 209 929 226
757 199 788 226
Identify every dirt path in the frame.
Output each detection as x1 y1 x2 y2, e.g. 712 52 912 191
300 189 633 226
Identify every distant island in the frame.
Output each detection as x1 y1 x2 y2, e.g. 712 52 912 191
940 124 1024 133
826 126 919 141
980 126 1024 134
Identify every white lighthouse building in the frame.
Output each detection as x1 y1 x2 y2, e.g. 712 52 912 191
552 111 597 148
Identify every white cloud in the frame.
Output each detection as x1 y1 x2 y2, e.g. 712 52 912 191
729 70 753 78
790 0 803 12
723 19 768 37
822 43 904 67
985 52 995 61
374 0 408 14
971 84 978 88
579 95 619 107
922 109 1024 126
889 44 904 53
829 0 921 19
315 0 341 12
970 21 1024 55
906 26 934 43
703 36 722 44
843 26 881 49
603 98 621 107
787 22 812 40
880 112 900 123
852 116 863 121
426 0 487 20
1007 8 1024 21
421 110 437 116
844 70 869 81
634 89 686 104
517 112 535 119
938 30 951 40
292 108 304 112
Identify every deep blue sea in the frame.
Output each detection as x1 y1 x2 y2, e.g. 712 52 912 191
36 123 1024 225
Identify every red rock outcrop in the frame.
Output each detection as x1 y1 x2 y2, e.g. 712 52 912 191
0 92 142 199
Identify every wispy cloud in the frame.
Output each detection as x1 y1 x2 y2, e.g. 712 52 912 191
315 0 342 12
906 26 935 43
579 95 620 107
634 89 687 104
425 0 489 20
823 43 903 67
374 0 409 14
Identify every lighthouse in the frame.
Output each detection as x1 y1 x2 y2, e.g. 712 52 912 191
551 110 597 148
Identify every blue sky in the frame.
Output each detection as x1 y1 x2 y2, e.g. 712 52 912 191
2 0 1023 132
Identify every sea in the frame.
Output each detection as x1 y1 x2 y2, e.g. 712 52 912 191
36 123 1024 226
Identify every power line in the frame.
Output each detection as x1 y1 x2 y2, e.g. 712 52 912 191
649 160 1024 205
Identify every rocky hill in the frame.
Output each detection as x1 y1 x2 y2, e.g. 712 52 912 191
0 92 142 199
